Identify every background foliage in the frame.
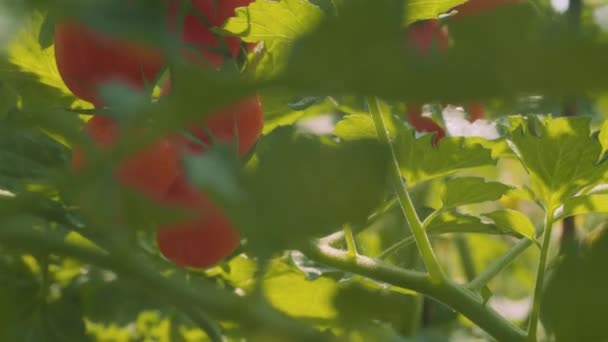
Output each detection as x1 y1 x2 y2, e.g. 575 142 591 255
1 0 608 341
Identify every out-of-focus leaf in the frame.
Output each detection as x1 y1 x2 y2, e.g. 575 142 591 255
542 228 608 342
555 194 608 220
264 259 338 321
80 272 162 325
238 126 390 252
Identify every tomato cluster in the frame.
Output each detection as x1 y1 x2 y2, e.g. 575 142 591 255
59 0 260 268
404 0 520 143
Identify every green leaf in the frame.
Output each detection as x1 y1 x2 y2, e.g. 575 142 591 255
542 228 608 342
223 0 323 45
263 259 338 320
598 118 608 158
482 209 536 241
405 0 468 25
0 255 88 342
555 194 608 220
395 130 495 186
80 271 162 325
333 283 417 327
240 126 390 252
223 0 324 79
507 116 608 209
441 177 512 210
6 12 70 94
334 113 398 142
426 211 506 236
0 123 71 192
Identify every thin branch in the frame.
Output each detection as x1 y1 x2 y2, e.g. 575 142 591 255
527 210 556 341
302 243 526 342
0 228 326 342
367 96 444 282
468 238 533 290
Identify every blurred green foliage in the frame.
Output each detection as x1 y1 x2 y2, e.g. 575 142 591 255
2 0 608 341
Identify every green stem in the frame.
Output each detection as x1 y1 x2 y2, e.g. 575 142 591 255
303 243 526 342
0 228 325 342
455 235 477 282
527 210 555 341
367 96 444 282
377 236 416 260
343 224 358 259
468 238 533 290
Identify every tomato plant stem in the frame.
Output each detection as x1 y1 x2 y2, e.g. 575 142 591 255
303 243 527 342
527 209 556 341
455 235 477 282
468 238 533 290
0 227 326 342
367 96 444 283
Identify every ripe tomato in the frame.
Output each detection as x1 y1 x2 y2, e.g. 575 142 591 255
406 105 445 144
407 19 449 55
72 116 179 200
54 21 165 106
156 175 240 268
452 0 522 17
169 0 255 67
162 82 264 156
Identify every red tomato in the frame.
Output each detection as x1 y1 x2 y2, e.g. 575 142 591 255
162 82 264 156
407 19 449 55
453 0 522 17
156 176 240 268
406 105 445 144
467 102 486 121
169 0 254 67
72 116 179 200
54 21 165 106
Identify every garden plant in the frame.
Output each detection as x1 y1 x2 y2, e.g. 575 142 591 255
0 0 607 341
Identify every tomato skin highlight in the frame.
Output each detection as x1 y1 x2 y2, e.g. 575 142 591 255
162 82 264 156
54 21 165 106
72 116 180 200
453 0 523 17
170 0 255 67
156 176 240 268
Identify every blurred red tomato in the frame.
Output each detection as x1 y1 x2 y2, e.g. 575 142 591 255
72 116 179 200
156 175 240 268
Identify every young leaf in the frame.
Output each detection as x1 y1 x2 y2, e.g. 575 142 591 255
395 130 495 186
507 116 608 209
223 0 324 78
334 113 398 142
7 12 69 94
441 177 512 210
223 0 323 45
482 209 536 241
